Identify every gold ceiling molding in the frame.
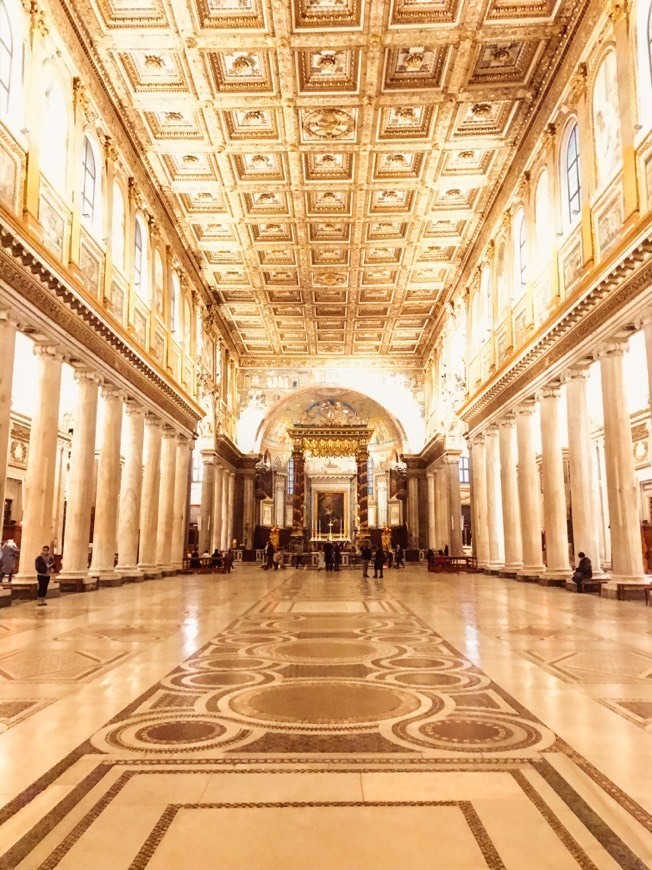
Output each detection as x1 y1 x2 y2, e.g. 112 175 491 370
61 0 590 363
288 423 373 456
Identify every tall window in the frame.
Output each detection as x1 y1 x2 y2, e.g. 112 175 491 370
134 217 148 300
480 264 491 341
183 296 191 352
80 136 97 225
459 457 470 484
648 3 652 82
171 271 180 336
367 455 374 496
111 182 126 272
0 1 13 118
154 250 164 316
534 169 551 267
513 208 527 292
287 454 294 495
564 124 581 224
40 65 68 191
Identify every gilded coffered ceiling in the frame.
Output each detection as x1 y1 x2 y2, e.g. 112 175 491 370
62 0 586 365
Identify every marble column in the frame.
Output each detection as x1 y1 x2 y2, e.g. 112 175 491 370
470 434 490 569
356 448 369 536
435 467 447 551
599 340 646 586
539 385 571 582
564 368 603 575
498 415 523 575
198 451 215 554
243 472 255 549
137 414 162 577
116 401 145 580
220 468 229 550
407 472 420 550
485 425 504 571
226 471 235 549
448 457 463 557
516 401 545 579
290 448 305 538
171 434 192 570
15 345 63 587
89 387 123 585
643 313 652 416
51 438 67 558
427 472 436 549
59 370 100 587
274 472 286 528
0 311 17 521
211 462 224 552
155 427 177 574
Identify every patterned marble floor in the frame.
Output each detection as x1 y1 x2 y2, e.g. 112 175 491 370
0 567 651 869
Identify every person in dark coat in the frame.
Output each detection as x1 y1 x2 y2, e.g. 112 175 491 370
373 546 386 579
333 543 341 572
265 541 275 570
0 539 20 582
572 552 593 593
211 549 222 570
394 544 405 569
361 544 372 578
323 541 334 573
35 545 54 606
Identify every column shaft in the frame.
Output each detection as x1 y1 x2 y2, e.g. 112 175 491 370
171 436 192 570
138 416 162 576
116 403 145 579
427 472 436 549
89 389 123 583
198 452 215 553
211 463 224 552
226 472 235 549
539 387 570 581
155 428 177 572
600 343 645 583
0 312 17 521
565 370 603 573
499 417 523 574
243 473 255 549
59 372 99 584
516 404 545 577
470 435 490 568
485 426 504 570
407 473 420 550
448 458 463 557
220 469 229 550
16 346 63 584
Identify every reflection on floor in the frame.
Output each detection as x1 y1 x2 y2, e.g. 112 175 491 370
0 567 651 869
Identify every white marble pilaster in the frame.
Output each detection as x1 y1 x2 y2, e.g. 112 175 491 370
211 462 224 553
220 468 229 551
599 339 646 587
516 401 545 579
226 471 235 549
448 458 463 557
155 426 178 574
564 367 604 575
470 434 490 569
274 473 286 528
171 434 192 570
485 425 505 571
15 345 63 587
0 311 18 521
116 401 145 580
198 451 215 554
59 371 100 585
539 385 571 582
499 415 523 575
137 414 163 577
89 387 123 584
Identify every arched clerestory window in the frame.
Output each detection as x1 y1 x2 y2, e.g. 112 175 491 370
111 181 126 272
563 123 582 226
513 208 527 295
134 215 149 301
0 1 13 119
80 135 99 229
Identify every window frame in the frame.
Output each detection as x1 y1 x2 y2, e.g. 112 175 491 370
134 218 145 298
0 0 13 119
80 135 97 226
564 124 582 225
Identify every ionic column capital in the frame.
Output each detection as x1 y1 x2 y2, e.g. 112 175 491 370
201 449 216 464
596 335 630 359
73 368 102 385
469 431 485 446
486 424 499 437
144 412 162 429
498 412 518 428
33 342 64 362
516 398 537 416
0 307 20 328
538 382 562 401
561 363 591 383
123 399 145 417
100 384 123 402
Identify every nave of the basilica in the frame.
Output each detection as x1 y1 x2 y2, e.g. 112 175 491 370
1 0 652 863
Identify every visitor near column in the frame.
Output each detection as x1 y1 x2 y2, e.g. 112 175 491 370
35 545 54 606
0 539 19 582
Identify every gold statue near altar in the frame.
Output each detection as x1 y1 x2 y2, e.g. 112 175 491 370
269 526 280 549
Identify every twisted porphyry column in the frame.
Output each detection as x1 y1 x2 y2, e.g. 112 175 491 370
291 447 305 538
356 447 369 537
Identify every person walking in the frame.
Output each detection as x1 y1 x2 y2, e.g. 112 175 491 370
373 545 386 579
361 543 371 579
0 539 20 582
394 544 405 569
35 545 54 606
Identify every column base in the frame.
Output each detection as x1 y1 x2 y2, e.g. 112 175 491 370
157 565 175 577
92 571 124 587
0 588 12 607
538 570 571 587
58 576 87 593
601 577 649 600
484 562 503 575
117 565 145 582
138 564 162 580
498 563 522 578
517 565 545 583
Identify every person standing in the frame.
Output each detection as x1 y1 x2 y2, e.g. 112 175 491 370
324 541 334 573
333 543 341 572
35 545 54 606
395 544 405 569
0 539 20 582
265 540 275 571
373 546 386 579
361 543 371 579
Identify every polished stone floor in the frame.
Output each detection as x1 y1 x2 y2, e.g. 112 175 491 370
0 566 651 869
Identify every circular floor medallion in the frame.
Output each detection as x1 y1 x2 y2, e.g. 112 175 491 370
413 713 549 753
259 638 384 664
96 714 235 752
229 680 421 725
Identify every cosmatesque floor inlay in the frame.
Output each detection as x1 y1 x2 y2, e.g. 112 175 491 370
0 568 651 869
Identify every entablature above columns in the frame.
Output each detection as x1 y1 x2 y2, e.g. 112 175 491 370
0 218 202 435
459 225 652 435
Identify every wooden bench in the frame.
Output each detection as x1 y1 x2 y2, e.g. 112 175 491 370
579 578 609 594
613 582 651 604
429 556 478 573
